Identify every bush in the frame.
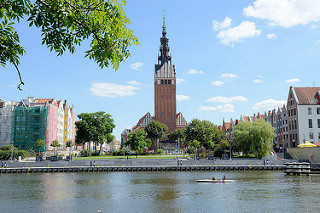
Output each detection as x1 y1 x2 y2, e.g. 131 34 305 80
0 150 28 160
187 147 197 154
80 149 92 157
199 152 209 159
213 145 225 158
157 149 165 155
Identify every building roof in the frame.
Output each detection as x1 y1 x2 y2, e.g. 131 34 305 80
35 98 54 104
293 87 320 105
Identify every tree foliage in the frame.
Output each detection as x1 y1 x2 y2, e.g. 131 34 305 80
0 0 138 90
36 139 45 153
145 121 168 150
233 119 275 158
185 119 224 150
125 129 151 153
76 111 115 153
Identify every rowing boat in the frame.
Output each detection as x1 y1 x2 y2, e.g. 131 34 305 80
197 179 235 183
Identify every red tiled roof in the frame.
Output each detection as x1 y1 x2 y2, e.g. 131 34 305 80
225 122 231 130
294 87 320 105
36 98 54 104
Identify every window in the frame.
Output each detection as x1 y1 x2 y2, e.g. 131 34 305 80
318 119 320 128
317 108 320 115
165 80 167 84
168 80 171 84
309 119 313 128
308 107 312 115
318 132 320 139
310 132 314 139
294 108 296 115
161 80 164 84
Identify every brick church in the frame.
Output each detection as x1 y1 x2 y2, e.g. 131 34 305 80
130 17 187 141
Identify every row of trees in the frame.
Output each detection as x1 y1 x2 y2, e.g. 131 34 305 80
125 119 228 155
125 118 275 158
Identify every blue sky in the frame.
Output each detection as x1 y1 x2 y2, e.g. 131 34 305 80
2 0 320 139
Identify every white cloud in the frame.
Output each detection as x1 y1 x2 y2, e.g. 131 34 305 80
221 73 238 78
217 104 235 113
267 33 277 39
286 78 300 83
176 78 185 84
188 69 204 74
211 81 224 86
311 24 320 29
177 95 190 101
127 80 142 85
90 83 140 98
213 17 232 30
257 75 264 78
253 99 286 110
198 106 217 111
205 96 248 103
243 0 320 28
216 21 261 45
253 79 263 83
130 62 144 70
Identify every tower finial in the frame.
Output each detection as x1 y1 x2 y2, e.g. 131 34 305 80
162 12 166 34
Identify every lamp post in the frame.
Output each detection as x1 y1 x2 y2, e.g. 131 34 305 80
11 140 14 161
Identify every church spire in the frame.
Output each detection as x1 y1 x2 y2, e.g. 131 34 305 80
162 15 166 35
158 16 171 65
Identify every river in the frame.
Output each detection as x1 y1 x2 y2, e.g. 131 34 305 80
1 171 320 212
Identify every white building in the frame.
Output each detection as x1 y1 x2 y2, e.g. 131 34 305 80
0 100 16 147
287 86 320 147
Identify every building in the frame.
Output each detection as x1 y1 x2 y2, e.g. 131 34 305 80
130 17 187 147
154 17 177 133
0 100 16 147
11 97 75 152
121 128 131 147
287 86 320 147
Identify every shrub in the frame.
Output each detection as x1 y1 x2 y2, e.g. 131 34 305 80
213 145 225 158
199 152 208 159
157 149 165 155
187 147 197 154
80 149 92 157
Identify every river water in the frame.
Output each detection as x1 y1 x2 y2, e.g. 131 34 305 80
1 171 320 213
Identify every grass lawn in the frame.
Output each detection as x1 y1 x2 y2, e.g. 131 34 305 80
74 154 191 160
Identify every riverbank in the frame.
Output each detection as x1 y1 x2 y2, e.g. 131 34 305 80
0 164 286 174
0 158 295 174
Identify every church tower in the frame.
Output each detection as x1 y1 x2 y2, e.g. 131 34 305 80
154 16 176 133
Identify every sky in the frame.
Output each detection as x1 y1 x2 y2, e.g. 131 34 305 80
2 0 320 139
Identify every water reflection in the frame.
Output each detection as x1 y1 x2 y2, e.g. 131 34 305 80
1 171 320 212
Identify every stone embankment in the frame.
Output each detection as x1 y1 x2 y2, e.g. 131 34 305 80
0 158 291 174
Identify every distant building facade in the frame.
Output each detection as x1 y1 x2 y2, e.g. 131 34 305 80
0 100 16 147
8 97 75 152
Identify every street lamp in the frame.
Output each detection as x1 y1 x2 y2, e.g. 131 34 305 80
11 140 14 161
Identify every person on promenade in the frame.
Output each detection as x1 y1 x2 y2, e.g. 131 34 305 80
212 175 216 180
222 176 226 181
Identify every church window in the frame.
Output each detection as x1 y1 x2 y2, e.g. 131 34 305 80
165 80 167 84
161 80 164 84
168 80 171 84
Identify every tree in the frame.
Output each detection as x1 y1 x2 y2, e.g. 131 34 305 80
50 140 61 155
145 121 168 152
233 119 275 158
66 140 74 156
36 139 45 155
185 119 224 150
1 0 139 90
76 111 115 154
168 128 186 151
125 129 151 154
